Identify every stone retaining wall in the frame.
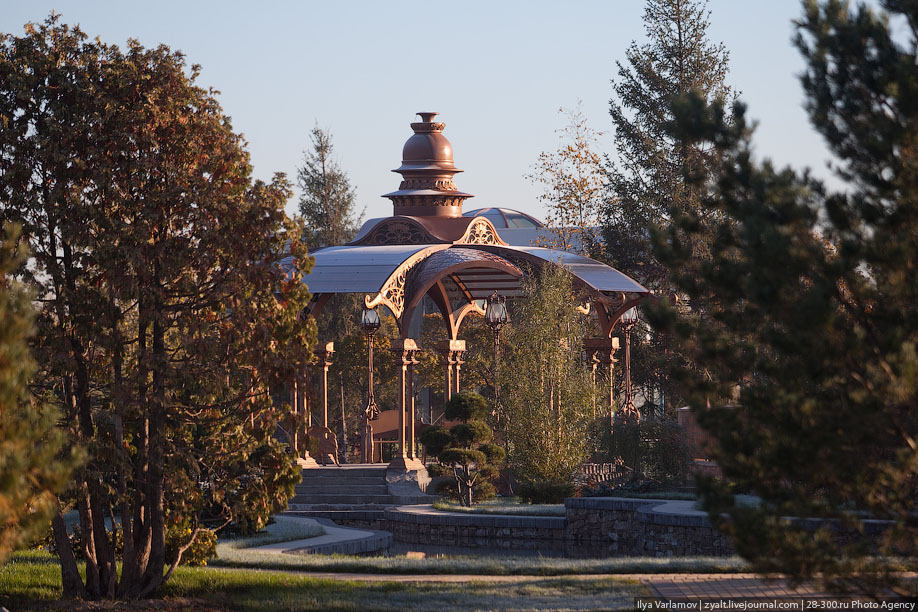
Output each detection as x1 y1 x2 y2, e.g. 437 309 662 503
564 498 734 557
384 507 569 553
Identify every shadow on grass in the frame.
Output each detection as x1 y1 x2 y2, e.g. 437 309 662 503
1 551 649 611
164 567 648 611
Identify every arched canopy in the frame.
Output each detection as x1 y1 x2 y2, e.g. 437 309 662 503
299 241 648 338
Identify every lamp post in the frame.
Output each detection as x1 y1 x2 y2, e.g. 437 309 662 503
485 292 510 419
360 307 381 462
620 306 638 421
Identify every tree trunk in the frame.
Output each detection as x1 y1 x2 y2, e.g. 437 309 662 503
137 274 167 599
52 511 86 599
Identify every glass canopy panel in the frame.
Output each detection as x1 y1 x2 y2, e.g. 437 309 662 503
472 245 649 294
295 244 450 294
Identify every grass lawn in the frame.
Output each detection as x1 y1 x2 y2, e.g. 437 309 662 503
432 498 566 517
213 544 749 575
219 516 325 549
0 550 650 611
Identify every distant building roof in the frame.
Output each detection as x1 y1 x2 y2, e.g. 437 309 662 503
463 207 543 229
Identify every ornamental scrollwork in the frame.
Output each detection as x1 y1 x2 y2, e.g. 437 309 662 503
363 220 434 245
458 218 507 246
365 247 447 317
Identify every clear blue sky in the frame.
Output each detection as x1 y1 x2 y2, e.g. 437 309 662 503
2 1 837 221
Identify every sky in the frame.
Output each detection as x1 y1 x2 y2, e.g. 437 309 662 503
1 0 839 222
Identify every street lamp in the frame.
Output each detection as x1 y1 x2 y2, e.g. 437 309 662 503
360 307 381 463
620 306 638 421
485 292 509 417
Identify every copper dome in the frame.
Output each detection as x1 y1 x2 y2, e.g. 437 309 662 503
383 112 472 218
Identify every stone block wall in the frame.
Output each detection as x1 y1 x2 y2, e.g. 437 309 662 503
384 507 568 553
564 497 734 557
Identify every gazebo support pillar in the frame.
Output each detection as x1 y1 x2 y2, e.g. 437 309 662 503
436 339 466 408
292 376 319 468
313 342 335 428
387 339 429 492
583 337 619 424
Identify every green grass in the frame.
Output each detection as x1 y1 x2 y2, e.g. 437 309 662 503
220 516 325 549
432 498 566 516
213 544 750 576
0 550 650 611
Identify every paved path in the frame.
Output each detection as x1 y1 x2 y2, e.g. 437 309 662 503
640 573 835 600
249 517 373 552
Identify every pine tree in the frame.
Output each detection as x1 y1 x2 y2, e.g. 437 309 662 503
651 0 918 592
0 223 76 565
602 0 734 413
297 125 363 250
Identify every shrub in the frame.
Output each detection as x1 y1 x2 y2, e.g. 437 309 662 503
478 443 507 465
419 426 452 456
444 391 489 422
450 420 492 445
608 417 691 485
435 476 496 503
518 480 576 504
166 523 217 567
425 462 452 478
420 392 501 507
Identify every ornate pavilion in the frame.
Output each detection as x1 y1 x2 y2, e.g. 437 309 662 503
289 112 650 485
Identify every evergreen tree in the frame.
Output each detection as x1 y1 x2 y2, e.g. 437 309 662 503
420 392 504 507
0 16 315 599
297 125 363 250
0 223 77 565
651 0 918 592
603 0 734 413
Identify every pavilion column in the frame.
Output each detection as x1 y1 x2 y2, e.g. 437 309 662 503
583 337 619 424
313 342 334 428
388 338 425 472
436 339 466 406
289 379 299 452
407 349 420 459
292 373 320 468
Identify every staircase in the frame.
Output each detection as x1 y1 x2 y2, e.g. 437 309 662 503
290 466 394 505
286 465 434 520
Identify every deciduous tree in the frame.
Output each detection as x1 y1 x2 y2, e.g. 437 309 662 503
0 16 315 599
528 103 604 256
499 264 600 497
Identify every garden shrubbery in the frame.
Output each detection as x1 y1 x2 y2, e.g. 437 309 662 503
421 392 504 506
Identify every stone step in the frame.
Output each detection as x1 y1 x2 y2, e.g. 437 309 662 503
295 484 389 495
290 494 397 505
301 467 387 478
297 476 386 486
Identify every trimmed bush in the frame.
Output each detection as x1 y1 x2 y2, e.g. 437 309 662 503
419 426 452 456
450 420 492 445
444 391 489 422
518 480 576 504
420 391 501 507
